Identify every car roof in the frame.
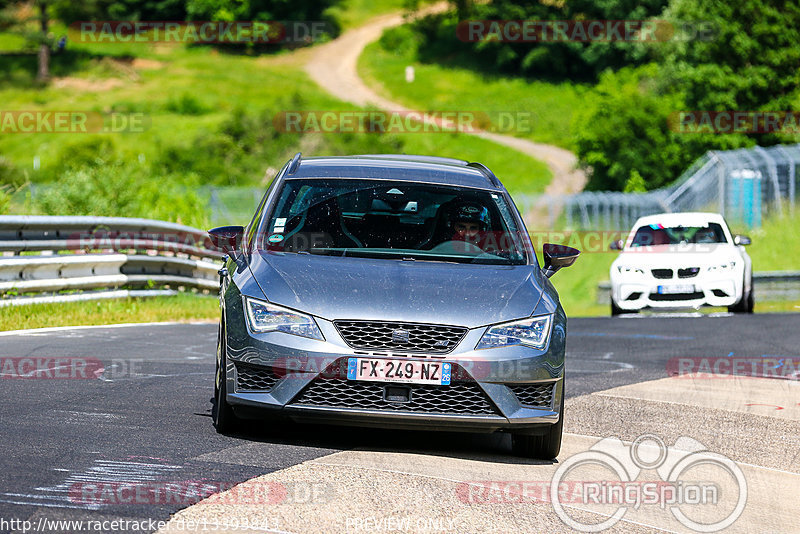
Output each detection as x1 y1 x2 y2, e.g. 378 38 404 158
632 212 726 228
285 154 504 191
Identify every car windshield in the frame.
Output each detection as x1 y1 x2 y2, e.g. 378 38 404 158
629 223 728 247
259 178 528 265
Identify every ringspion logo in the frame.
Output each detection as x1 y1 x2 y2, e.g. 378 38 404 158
550 434 746 532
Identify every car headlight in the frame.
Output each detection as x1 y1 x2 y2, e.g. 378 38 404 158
244 297 324 340
476 314 552 350
707 261 736 272
616 266 645 275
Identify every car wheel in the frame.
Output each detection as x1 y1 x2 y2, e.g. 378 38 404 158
728 275 755 314
745 280 755 313
611 298 629 316
512 382 564 460
212 317 240 434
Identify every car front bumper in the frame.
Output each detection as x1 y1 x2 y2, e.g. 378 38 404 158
612 271 742 310
223 303 565 434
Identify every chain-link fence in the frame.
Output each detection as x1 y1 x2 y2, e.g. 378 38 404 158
518 143 800 230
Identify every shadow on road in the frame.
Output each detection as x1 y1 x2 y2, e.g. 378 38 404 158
197 404 558 467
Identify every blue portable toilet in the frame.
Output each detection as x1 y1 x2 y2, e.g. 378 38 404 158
728 169 762 227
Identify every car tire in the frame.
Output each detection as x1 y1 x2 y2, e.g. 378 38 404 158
511 382 564 460
728 275 755 314
212 317 240 434
611 298 629 316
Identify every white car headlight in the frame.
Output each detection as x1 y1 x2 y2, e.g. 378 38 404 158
617 266 645 275
476 314 552 350
707 261 736 272
244 297 324 340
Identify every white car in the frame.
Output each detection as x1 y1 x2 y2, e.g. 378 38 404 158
609 212 753 315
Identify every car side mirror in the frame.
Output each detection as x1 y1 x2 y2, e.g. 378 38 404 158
734 235 751 246
542 243 580 278
609 239 624 251
208 225 244 260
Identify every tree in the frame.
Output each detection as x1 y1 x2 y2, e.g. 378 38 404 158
659 0 800 112
657 0 800 146
0 0 54 82
421 0 668 81
572 65 751 191
36 0 49 81
574 0 800 190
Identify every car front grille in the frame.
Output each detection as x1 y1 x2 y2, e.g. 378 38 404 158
334 321 467 354
235 362 279 392
509 383 555 409
678 267 700 278
290 361 499 416
651 269 673 279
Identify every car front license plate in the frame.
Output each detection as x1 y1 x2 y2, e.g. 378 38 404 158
657 284 695 294
347 358 451 385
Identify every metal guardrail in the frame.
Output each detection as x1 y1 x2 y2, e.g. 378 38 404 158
596 271 800 305
0 216 223 306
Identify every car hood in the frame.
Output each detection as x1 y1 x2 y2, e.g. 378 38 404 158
613 244 740 268
246 252 542 328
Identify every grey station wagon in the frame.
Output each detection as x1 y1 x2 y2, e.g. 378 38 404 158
209 153 579 459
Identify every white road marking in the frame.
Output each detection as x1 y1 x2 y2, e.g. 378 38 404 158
0 321 213 337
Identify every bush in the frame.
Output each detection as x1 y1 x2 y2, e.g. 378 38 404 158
395 1 667 82
33 162 210 228
155 105 405 186
36 137 118 183
0 185 11 215
164 93 211 115
378 25 421 58
572 65 751 191
0 156 26 188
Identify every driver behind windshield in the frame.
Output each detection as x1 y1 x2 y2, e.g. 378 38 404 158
448 202 491 247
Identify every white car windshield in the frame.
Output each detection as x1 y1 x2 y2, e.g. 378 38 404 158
629 223 727 247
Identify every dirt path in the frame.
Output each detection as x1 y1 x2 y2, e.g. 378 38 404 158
304 5 587 225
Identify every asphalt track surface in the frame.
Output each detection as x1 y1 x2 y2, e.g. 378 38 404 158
0 314 798 533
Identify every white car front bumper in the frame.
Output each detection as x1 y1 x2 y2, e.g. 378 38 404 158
611 269 743 310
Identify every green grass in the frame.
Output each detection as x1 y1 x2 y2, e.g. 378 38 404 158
543 212 800 318
731 210 800 272
330 0 428 30
394 132 551 196
358 38 587 151
0 20 550 199
533 233 618 318
0 293 218 331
